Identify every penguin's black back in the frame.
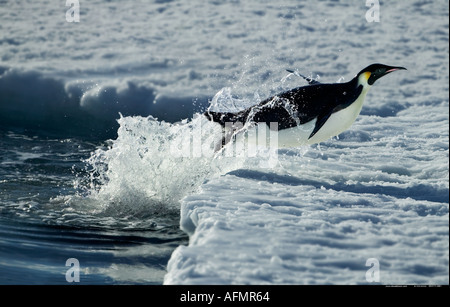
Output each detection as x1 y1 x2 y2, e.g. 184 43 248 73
205 78 362 130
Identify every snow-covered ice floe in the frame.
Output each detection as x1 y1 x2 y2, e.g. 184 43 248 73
165 128 448 284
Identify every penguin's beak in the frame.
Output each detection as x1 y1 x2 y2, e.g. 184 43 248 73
368 66 407 85
385 66 407 74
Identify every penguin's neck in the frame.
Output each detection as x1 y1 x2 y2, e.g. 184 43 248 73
355 72 372 91
344 73 372 117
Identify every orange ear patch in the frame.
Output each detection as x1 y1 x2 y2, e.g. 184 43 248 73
363 72 371 82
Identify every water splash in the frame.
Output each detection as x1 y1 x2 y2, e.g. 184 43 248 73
75 113 247 217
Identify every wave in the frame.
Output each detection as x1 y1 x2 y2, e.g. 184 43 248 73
0 67 209 140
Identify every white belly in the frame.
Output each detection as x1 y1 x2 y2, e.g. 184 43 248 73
277 90 368 147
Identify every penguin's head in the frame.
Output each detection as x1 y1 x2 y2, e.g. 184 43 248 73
357 64 406 86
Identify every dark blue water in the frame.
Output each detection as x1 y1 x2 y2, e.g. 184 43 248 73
0 130 188 284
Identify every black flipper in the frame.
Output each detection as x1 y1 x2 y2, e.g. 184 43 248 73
308 111 332 139
286 69 321 85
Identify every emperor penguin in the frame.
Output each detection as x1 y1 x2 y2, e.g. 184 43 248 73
204 63 406 148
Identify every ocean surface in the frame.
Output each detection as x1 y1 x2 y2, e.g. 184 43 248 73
0 130 188 284
1 0 448 285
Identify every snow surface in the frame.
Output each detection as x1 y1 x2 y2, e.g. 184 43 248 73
1 0 448 284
